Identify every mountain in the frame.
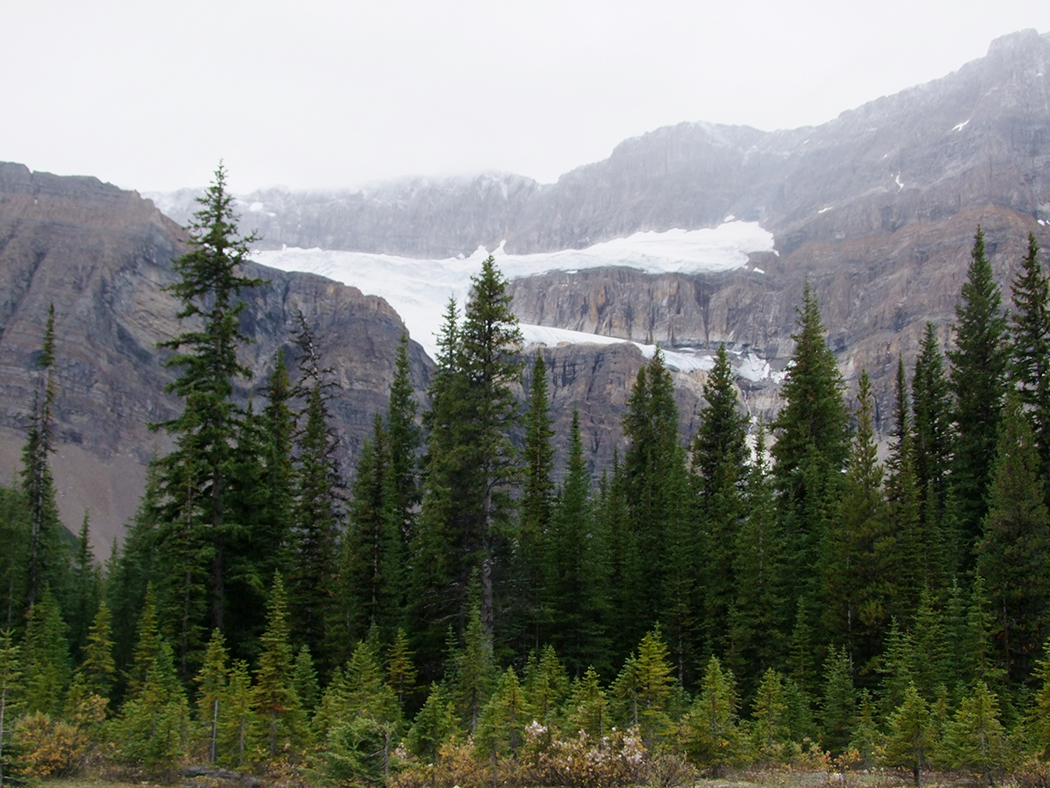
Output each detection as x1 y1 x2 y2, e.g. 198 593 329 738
4 29 1050 549
0 162 431 553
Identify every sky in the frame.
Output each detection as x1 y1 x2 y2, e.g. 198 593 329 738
2 1 1049 195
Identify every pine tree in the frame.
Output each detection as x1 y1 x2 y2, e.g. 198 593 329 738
340 413 400 650
820 645 855 756
545 407 609 676
729 424 784 696
405 683 456 760
943 681 1007 787
289 317 344 667
566 666 609 739
773 282 850 609
257 350 296 593
252 574 304 759
385 331 421 574
948 226 1009 559
21 303 65 612
821 372 891 676
153 163 265 645
0 488 29 631
693 344 749 663
1026 637 1050 759
912 322 954 570
0 629 20 787
195 629 229 763
518 351 555 646
385 628 417 709
449 603 495 733
292 645 320 713
80 600 115 702
475 667 532 767
621 349 682 641
883 683 931 786
127 585 161 700
21 588 70 716
750 668 790 762
613 628 675 750
413 259 523 657
682 656 747 773
523 645 569 725
887 359 929 610
975 392 1050 689
1009 233 1050 484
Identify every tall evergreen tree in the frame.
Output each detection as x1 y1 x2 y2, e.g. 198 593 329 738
21 588 69 716
288 316 344 666
152 163 264 655
1009 233 1050 486
948 226 1009 557
518 351 555 646
21 303 64 612
773 282 850 612
692 344 749 662
621 349 682 643
385 331 421 562
545 407 609 676
912 322 953 560
339 413 400 650
413 258 523 658
975 392 1050 690
252 573 305 760
821 372 891 677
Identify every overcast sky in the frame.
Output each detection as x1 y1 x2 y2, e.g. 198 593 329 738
2 1 1048 194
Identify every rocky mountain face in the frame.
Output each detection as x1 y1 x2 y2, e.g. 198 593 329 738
150 31 1050 429
0 163 431 553
5 30 1050 548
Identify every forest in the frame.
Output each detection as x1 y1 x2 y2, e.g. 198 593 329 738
2 165 1050 788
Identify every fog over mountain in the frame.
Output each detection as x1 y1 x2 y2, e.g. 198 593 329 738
4 29 1050 549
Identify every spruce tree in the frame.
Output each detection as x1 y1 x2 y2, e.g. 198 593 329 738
0 629 19 787
153 164 265 647
80 600 115 702
385 331 421 569
518 351 555 646
21 588 69 716
682 656 747 773
252 573 304 760
340 414 400 651
621 349 682 642
912 322 953 567
413 259 523 656
21 303 64 612
545 407 609 676
820 372 890 676
566 665 608 738
773 282 849 611
729 424 784 696
820 645 855 756
195 629 229 763
289 315 344 668
692 344 749 663
884 683 931 786
750 668 791 762
975 392 1050 689
1009 233 1050 484
948 226 1009 558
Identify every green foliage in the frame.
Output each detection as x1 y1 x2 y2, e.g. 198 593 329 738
21 589 70 716
1009 233 1050 483
152 164 266 665
79 600 115 702
614 628 676 750
0 629 21 786
750 668 791 762
566 666 609 739
976 392 1050 689
405 683 457 761
882 683 931 785
949 226 1010 559
113 639 190 776
681 657 748 772
252 573 305 761
523 645 569 726
475 667 532 764
943 681 1008 786
820 645 855 756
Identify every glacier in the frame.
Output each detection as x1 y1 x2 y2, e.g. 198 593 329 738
253 221 776 375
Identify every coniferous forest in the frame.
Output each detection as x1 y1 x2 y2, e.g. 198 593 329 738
4 167 1050 787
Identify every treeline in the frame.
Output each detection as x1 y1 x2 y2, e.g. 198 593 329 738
2 165 1050 786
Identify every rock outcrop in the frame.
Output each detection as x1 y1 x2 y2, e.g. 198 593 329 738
0 163 430 553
